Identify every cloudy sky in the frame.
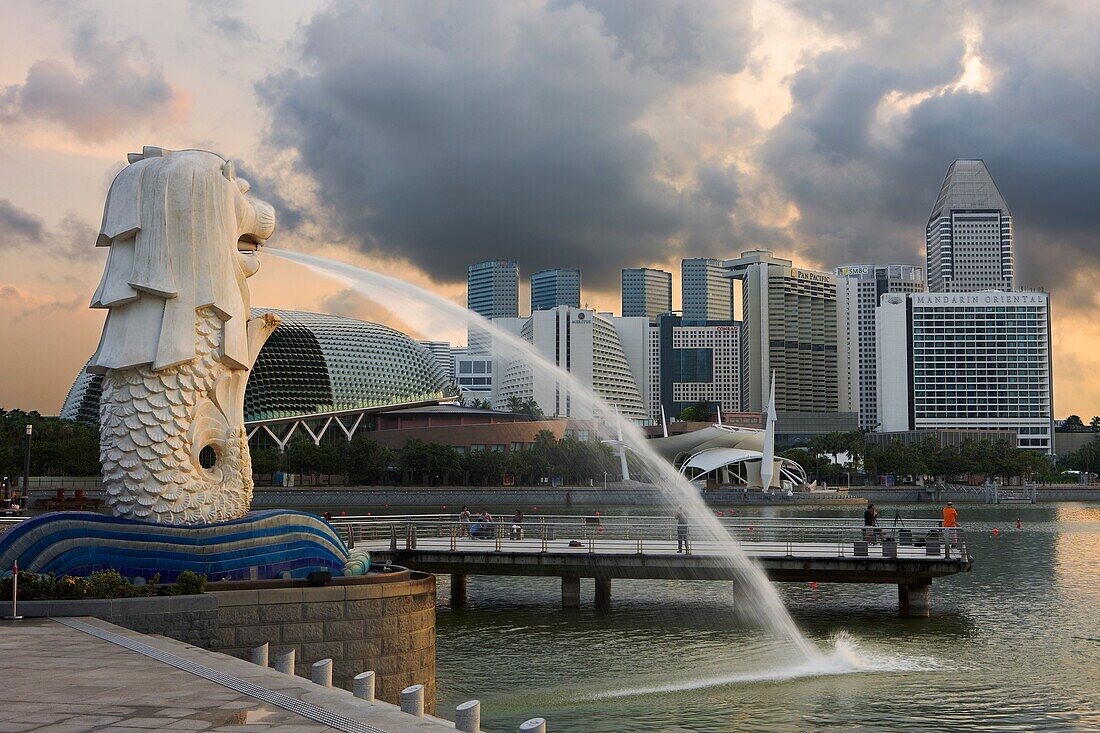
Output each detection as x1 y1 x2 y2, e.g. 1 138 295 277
1 0 1098 417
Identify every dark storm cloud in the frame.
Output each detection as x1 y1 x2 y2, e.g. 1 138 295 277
233 161 304 232
259 1 755 289
0 22 182 141
0 200 45 245
765 1 1100 293
0 199 98 261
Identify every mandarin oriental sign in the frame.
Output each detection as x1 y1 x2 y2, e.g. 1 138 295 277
913 292 1047 306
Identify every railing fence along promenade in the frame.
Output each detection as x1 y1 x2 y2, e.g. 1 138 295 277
332 513 971 617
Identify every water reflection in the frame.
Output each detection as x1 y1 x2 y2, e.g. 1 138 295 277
434 503 1100 732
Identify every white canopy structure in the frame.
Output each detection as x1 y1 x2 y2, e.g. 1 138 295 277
647 376 806 488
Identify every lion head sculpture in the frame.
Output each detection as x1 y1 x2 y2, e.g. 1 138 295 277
87 146 280 525
89 146 276 373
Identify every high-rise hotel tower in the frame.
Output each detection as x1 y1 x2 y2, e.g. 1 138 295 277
926 159 1013 293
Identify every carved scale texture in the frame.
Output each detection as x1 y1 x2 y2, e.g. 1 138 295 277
99 307 253 525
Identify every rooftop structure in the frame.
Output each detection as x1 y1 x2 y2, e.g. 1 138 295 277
926 160 1014 293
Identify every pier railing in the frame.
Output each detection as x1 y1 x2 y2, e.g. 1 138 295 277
331 513 968 561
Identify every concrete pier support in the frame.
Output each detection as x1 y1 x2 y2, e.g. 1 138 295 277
594 576 611 611
898 580 931 617
451 573 468 608
562 575 580 609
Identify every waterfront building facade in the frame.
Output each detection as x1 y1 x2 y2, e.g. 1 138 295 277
682 258 734 321
531 268 581 311
835 264 925 430
649 314 741 421
876 291 1053 452
926 159 1014 293
494 307 648 421
723 250 840 415
467 260 519 354
418 340 454 383
622 267 673 320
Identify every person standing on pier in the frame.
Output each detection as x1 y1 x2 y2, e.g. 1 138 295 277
676 505 689 553
942 502 958 528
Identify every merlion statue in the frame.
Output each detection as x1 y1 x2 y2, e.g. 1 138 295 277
87 146 280 525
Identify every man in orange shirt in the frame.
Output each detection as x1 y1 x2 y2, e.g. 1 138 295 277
942 501 958 527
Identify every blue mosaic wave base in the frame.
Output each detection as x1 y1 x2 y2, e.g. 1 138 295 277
0 510 349 581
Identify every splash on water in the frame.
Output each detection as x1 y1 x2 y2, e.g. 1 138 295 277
591 632 944 699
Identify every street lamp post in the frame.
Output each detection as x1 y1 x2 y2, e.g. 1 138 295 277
22 424 32 496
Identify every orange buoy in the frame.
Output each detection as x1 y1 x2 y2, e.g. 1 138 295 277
810 582 819 590
992 528 1000 536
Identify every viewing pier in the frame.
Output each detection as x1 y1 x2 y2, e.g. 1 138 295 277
336 515 972 618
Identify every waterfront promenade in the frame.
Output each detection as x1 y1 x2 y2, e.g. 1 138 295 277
0 617 464 732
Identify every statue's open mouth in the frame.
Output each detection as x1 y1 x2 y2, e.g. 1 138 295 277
237 235 262 252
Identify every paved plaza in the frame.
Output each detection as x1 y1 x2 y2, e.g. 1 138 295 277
0 618 452 733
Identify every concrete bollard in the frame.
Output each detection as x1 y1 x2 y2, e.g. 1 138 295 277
400 684 425 717
353 671 376 702
455 700 481 732
311 658 333 687
250 642 268 667
519 718 547 733
273 648 295 675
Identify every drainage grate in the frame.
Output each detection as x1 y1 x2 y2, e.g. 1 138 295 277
53 617 389 733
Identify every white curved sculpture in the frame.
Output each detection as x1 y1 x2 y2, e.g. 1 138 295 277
87 146 280 525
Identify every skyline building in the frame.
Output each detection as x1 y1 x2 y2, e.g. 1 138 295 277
723 250 854 438
877 291 1053 452
926 159 1014 293
649 314 741 422
493 306 648 421
682 258 734 321
531 268 581 311
622 267 673 320
417 340 454 384
835 264 925 430
467 260 519 354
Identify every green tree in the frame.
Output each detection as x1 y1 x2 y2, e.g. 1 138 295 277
505 396 544 419
0 408 101 478
1063 415 1086 430
250 448 281 478
1091 416 1100 431
677 401 713 422
398 440 461 485
872 440 927 481
346 435 392 485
